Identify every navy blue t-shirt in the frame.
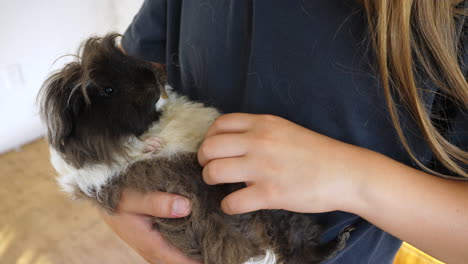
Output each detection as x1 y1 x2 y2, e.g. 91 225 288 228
122 1 468 263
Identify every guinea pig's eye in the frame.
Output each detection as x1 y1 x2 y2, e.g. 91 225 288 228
104 87 114 95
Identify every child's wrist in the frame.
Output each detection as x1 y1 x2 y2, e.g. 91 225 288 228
334 146 382 215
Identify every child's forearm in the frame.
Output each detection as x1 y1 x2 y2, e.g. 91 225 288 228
347 150 468 264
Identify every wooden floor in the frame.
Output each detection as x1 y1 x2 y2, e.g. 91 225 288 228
0 139 444 264
0 139 145 264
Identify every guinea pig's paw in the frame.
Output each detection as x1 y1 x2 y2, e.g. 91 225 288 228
143 137 164 153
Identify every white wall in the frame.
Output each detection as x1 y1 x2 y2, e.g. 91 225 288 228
0 0 144 153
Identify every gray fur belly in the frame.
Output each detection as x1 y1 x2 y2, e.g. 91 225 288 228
95 153 352 264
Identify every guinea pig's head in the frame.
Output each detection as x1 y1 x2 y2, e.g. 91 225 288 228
39 33 166 168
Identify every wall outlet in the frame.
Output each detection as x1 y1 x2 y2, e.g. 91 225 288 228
0 64 25 91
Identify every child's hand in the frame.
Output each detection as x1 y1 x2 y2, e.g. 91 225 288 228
198 113 367 215
100 189 201 264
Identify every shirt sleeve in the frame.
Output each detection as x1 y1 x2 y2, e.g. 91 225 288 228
121 0 167 64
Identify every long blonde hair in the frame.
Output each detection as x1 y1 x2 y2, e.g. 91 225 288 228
361 0 468 178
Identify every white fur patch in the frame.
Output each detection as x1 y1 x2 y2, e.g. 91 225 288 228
51 147 124 196
156 96 167 111
244 250 277 264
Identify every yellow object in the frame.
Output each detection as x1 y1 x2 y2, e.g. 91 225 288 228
394 243 445 264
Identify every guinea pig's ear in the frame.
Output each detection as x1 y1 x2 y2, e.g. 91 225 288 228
64 84 86 120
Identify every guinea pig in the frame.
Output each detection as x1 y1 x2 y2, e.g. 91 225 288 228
38 33 354 264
